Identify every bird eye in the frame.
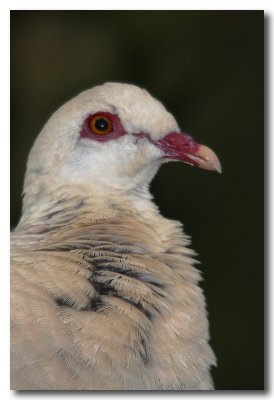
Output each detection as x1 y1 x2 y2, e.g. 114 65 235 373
88 115 113 135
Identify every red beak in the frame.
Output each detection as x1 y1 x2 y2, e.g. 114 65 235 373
156 132 222 173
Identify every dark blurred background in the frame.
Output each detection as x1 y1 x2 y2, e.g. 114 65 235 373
10 11 264 390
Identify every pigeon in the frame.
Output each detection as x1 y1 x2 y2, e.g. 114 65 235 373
11 82 221 390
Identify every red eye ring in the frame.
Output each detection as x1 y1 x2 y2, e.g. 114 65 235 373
81 112 126 142
88 114 113 135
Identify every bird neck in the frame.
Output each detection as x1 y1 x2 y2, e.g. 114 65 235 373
18 182 161 231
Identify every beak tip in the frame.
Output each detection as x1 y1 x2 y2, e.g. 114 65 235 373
214 159 222 174
195 144 222 174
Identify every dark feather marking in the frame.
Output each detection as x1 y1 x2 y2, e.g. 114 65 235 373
56 295 105 312
94 264 165 289
45 200 84 220
29 226 58 235
55 297 72 308
55 294 92 310
91 277 116 297
29 166 44 174
56 298 66 307
89 295 105 312
118 295 153 321
90 274 153 320
42 241 131 253
140 337 149 364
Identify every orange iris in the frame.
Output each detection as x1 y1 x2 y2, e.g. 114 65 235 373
88 115 113 135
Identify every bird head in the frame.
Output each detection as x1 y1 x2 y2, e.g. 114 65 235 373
23 82 221 212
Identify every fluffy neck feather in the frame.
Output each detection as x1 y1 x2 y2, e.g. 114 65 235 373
19 177 161 230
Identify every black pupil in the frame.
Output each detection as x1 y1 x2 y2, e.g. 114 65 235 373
95 118 109 131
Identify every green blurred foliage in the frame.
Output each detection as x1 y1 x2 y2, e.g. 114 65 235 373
11 11 264 390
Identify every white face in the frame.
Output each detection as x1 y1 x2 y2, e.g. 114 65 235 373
26 82 180 195
62 132 163 192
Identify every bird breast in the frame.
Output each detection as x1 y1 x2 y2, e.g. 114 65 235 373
11 199 215 389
